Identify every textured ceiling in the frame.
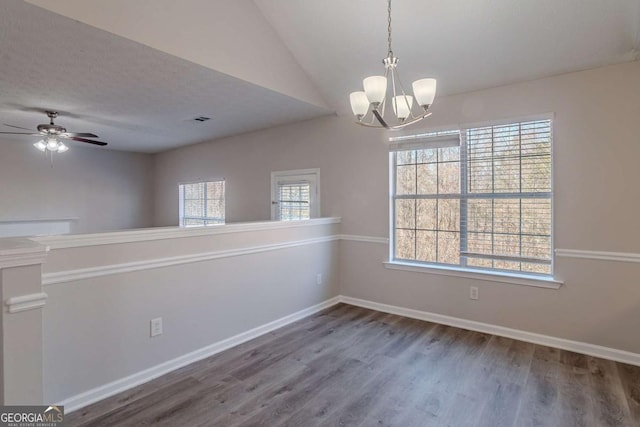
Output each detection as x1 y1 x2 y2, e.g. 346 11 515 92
0 0 331 153
255 0 640 115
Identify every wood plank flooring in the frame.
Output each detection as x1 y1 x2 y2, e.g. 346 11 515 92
66 304 640 426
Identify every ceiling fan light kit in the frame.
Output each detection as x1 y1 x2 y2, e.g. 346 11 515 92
0 111 107 161
349 0 437 130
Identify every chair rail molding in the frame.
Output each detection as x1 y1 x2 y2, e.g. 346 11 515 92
43 235 340 286
555 248 640 263
6 292 48 314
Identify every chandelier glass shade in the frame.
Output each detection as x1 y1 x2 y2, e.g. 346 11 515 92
349 0 437 129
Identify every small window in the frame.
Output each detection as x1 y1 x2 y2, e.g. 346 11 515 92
179 180 225 226
391 118 553 276
271 169 319 221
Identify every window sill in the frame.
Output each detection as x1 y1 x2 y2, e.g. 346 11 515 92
383 261 563 289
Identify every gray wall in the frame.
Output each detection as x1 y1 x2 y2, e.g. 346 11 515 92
154 60 640 354
0 140 155 233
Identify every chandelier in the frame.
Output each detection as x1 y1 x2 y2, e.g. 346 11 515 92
349 0 437 129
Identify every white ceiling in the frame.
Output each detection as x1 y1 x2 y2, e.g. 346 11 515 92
2 0 639 152
255 0 640 114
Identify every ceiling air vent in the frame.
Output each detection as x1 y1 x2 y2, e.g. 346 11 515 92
192 116 210 122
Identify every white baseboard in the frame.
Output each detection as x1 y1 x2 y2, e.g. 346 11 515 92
339 296 640 367
59 296 341 413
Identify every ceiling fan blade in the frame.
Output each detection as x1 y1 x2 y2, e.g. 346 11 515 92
61 132 99 138
68 136 108 146
3 123 33 131
0 132 42 135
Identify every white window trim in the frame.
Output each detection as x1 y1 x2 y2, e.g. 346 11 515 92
388 114 556 282
383 260 563 289
271 168 320 220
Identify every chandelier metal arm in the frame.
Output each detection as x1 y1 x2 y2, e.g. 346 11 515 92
372 109 389 128
356 111 433 130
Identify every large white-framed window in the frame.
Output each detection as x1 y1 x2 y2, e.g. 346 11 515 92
179 180 225 226
271 169 320 221
390 118 553 277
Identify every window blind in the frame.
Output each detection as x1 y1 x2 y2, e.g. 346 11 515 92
278 182 311 221
391 118 552 276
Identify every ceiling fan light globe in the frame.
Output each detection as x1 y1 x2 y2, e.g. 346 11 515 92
412 78 437 107
46 137 59 151
34 140 46 152
363 76 387 105
57 143 69 153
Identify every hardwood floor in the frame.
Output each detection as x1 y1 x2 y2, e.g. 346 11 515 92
66 304 640 426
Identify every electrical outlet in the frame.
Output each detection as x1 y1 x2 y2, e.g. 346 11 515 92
316 273 323 285
470 286 479 300
150 317 163 337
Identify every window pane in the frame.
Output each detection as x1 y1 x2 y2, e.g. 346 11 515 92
439 146 460 162
395 229 416 260
467 232 492 255
494 233 521 257
522 235 551 260
397 150 417 165
522 199 551 235
396 165 416 195
416 230 436 262
395 199 415 229
437 231 460 264
467 159 493 193
416 148 437 164
417 163 437 194
438 199 460 232
438 162 460 194
467 199 492 233
416 199 437 230
493 199 520 234
493 157 520 193
522 155 551 192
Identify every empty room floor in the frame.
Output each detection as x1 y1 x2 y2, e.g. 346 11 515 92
66 304 640 426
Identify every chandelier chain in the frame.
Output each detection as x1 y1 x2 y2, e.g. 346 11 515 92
387 0 393 56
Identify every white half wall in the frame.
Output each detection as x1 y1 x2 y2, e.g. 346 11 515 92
39 219 340 404
0 140 154 234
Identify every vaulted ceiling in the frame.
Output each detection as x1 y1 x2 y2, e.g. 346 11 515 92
1 0 638 152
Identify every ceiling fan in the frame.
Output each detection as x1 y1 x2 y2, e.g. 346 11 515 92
0 111 107 153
